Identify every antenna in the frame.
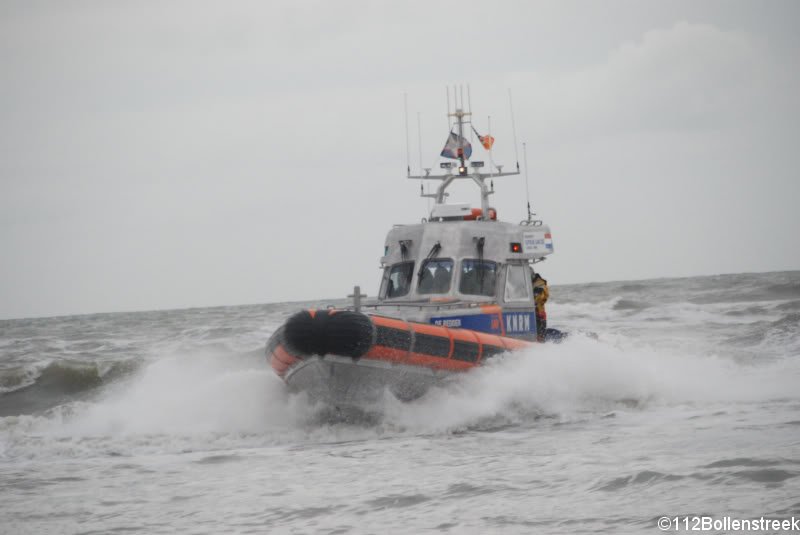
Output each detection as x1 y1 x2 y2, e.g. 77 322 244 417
416 112 423 177
445 86 451 131
467 84 473 144
416 104 438 215
485 114 498 185
508 89 520 172
487 115 494 173
404 93 411 176
523 141 533 221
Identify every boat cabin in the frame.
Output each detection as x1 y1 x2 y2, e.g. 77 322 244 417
358 103 555 340
378 210 553 305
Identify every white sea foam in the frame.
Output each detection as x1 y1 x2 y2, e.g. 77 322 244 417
63 359 281 436
382 333 800 432
2 293 799 463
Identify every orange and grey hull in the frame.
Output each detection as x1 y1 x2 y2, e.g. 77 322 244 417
267 309 532 407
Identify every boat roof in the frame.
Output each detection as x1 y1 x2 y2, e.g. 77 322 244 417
382 219 553 267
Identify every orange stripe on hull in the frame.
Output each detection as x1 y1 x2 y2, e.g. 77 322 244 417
371 315 411 331
364 345 409 363
271 355 291 376
273 345 299 366
364 346 474 371
406 352 473 371
475 331 505 348
449 328 481 344
410 322 447 337
271 344 301 376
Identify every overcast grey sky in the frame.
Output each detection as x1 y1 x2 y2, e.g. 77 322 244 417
1 0 799 319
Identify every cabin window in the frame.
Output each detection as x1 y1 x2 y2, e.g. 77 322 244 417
418 259 454 295
504 264 531 302
459 259 497 297
384 261 415 298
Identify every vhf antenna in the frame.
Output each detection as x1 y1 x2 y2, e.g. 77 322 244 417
404 93 411 176
523 141 533 221
508 89 520 172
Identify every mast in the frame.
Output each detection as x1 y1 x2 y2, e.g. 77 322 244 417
453 107 468 177
407 89 520 220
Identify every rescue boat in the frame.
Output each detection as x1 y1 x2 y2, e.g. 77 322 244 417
267 90 562 409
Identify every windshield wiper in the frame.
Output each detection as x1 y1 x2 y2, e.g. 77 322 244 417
417 242 442 282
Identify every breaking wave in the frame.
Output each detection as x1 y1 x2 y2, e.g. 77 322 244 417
612 299 651 311
381 333 800 432
0 359 142 416
3 330 799 460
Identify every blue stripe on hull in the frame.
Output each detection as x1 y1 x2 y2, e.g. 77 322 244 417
430 311 537 335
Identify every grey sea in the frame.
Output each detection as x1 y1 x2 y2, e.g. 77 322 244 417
1 271 799 534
